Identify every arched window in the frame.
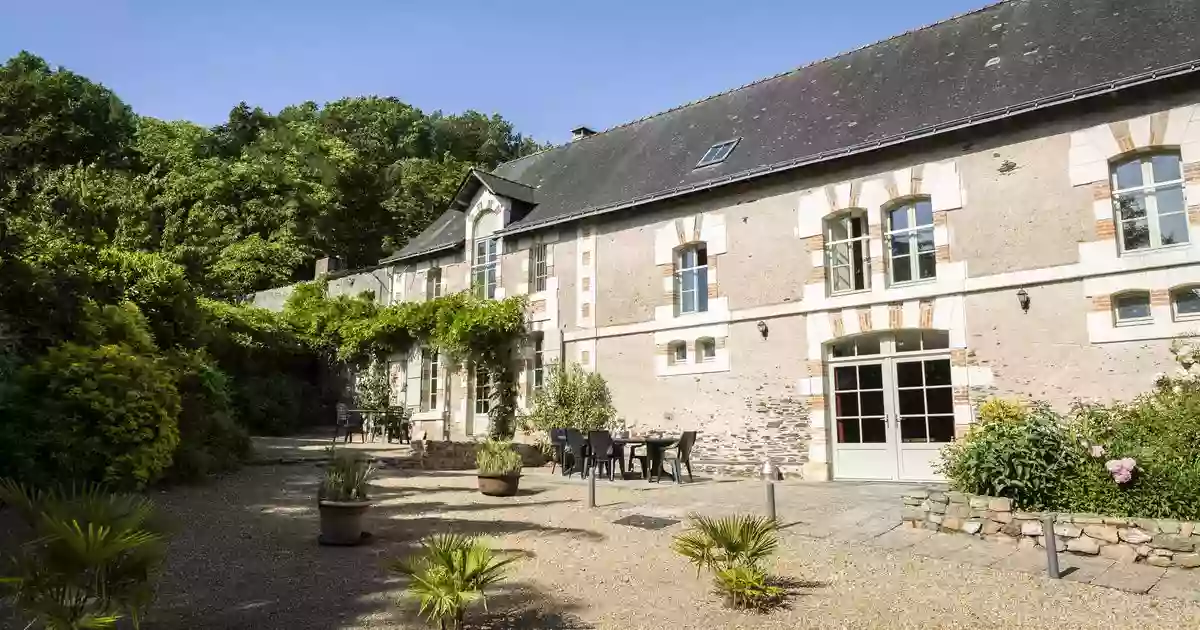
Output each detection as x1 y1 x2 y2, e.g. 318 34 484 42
1112 290 1152 325
472 211 500 299
885 198 935 284
825 209 870 294
668 340 688 365
1171 285 1200 321
697 337 716 362
674 243 708 315
1110 152 1188 252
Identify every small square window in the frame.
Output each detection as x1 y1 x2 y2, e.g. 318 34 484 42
1172 287 1200 321
668 341 688 365
695 138 741 168
697 338 716 362
1113 292 1152 325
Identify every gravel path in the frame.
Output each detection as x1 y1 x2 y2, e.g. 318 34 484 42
7 466 1200 629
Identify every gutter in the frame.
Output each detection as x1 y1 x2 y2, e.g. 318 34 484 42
495 59 1200 237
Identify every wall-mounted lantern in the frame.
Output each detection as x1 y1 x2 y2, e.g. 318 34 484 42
756 320 769 339
1017 288 1031 313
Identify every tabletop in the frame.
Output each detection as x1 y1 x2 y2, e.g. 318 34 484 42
611 436 678 446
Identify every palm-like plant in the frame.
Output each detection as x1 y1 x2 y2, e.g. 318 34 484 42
388 534 517 630
671 513 779 577
0 479 168 629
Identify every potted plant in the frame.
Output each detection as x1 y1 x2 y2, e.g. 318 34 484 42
318 450 375 545
476 439 523 496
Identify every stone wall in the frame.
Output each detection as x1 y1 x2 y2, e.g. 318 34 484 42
902 489 1200 569
418 440 546 471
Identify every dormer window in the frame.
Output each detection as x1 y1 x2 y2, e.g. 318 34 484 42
696 138 740 168
472 211 500 299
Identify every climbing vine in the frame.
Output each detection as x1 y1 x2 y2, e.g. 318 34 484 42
282 280 527 438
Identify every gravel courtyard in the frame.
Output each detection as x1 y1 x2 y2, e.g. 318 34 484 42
73 464 1197 630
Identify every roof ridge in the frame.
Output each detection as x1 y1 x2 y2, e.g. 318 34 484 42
501 0 1020 154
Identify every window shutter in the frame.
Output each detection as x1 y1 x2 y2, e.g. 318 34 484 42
405 348 422 409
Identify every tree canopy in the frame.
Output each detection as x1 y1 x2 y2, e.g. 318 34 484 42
0 52 547 487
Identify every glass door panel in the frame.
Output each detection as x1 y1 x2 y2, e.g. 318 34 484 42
831 362 895 480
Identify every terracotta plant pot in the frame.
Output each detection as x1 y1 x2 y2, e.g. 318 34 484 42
477 474 521 497
318 500 372 545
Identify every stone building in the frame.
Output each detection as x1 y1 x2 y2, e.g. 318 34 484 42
257 0 1200 482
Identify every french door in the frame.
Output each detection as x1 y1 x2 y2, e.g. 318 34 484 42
829 347 954 481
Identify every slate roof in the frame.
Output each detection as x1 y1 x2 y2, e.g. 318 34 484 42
387 0 1200 261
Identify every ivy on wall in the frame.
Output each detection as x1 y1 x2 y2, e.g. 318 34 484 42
282 280 528 438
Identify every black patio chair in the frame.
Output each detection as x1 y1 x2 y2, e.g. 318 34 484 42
341 411 366 444
587 430 625 481
657 431 697 483
564 428 589 478
548 428 568 475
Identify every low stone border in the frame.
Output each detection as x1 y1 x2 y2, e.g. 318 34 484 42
249 441 547 471
902 489 1200 569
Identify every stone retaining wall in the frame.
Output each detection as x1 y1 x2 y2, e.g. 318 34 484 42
902 489 1200 569
418 441 546 470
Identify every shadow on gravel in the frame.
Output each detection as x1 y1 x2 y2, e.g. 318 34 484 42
134 466 601 630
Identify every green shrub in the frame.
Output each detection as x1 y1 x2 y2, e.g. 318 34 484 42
13 343 181 489
671 514 785 611
164 351 251 482
975 398 1025 425
520 362 616 436
475 439 523 477
389 534 517 630
938 402 1083 510
0 479 169 629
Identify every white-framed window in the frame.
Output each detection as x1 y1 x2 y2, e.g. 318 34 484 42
474 369 492 415
825 209 871 294
529 244 548 292
697 337 716 363
426 267 442 300
668 340 688 365
531 333 545 391
674 243 709 315
696 138 740 168
1112 291 1152 326
1171 286 1200 321
1111 152 1188 252
885 198 936 284
420 349 439 412
472 211 500 299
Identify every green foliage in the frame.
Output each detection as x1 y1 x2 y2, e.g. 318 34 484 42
943 374 1200 518
975 398 1025 425
163 351 251 482
355 361 391 410
712 564 786 612
671 514 784 611
475 440 523 477
389 534 517 630
671 514 779 577
938 402 1082 510
0 480 169 629
521 362 617 436
320 451 375 502
9 343 180 489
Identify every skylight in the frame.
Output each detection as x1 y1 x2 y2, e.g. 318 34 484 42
695 138 740 168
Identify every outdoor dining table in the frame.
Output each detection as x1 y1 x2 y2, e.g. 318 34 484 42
611 436 679 482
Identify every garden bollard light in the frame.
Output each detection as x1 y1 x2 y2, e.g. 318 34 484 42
1042 513 1060 579
760 459 783 522
587 461 596 508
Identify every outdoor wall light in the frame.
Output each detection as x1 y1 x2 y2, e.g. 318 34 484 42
1017 288 1031 313
756 320 769 339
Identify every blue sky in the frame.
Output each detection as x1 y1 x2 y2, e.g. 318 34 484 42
2 0 986 144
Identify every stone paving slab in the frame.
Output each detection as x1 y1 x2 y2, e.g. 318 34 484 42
1149 569 1200 602
1057 554 1116 585
991 547 1052 575
869 526 935 551
952 538 1019 568
1090 562 1168 594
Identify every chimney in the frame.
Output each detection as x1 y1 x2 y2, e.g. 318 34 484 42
571 126 597 141
315 256 343 277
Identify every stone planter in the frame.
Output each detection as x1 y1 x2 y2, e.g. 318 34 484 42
477 474 521 497
318 500 372 546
